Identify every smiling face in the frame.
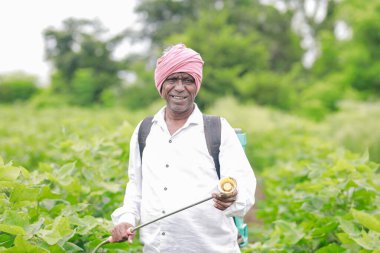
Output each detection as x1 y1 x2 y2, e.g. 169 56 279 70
161 72 197 116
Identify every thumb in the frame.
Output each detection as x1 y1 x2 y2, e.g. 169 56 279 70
107 236 114 243
127 227 135 243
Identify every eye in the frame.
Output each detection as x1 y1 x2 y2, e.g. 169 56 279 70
166 78 177 84
183 78 194 84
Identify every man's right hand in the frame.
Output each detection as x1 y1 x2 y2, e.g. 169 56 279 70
110 222 135 243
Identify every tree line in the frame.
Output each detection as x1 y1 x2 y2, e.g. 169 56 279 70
1 0 379 120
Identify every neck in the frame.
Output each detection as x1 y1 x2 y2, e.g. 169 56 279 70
164 104 195 135
165 104 195 121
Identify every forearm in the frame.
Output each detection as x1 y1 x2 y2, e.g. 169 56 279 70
111 182 141 226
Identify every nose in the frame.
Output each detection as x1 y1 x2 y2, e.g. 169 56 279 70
174 80 185 91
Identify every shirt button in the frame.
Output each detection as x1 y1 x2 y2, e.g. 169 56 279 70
169 140 172 143
164 187 167 191
165 164 169 168
162 232 165 236
162 210 166 214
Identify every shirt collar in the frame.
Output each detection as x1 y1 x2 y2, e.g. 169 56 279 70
153 103 203 130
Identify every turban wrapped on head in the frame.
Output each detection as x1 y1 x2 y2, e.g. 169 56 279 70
154 44 204 95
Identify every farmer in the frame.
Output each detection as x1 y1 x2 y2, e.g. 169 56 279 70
110 43 256 252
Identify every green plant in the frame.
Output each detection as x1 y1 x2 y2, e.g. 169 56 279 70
0 73 38 103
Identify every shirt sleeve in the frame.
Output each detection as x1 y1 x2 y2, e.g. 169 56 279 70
111 123 142 227
218 118 256 218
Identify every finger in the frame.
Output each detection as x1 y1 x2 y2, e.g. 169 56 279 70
213 198 234 210
111 228 122 242
214 194 236 203
214 201 230 210
127 227 135 235
113 230 128 242
221 194 237 201
127 227 136 243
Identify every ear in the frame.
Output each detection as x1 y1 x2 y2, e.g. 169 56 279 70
160 85 164 97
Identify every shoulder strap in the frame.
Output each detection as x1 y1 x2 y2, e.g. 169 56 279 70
138 116 154 160
203 115 222 179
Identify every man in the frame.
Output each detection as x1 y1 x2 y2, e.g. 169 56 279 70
111 44 256 252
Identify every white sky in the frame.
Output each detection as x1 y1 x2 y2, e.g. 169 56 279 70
0 0 139 85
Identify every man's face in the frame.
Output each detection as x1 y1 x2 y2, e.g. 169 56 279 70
161 72 197 114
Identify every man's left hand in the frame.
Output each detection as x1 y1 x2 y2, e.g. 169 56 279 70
212 190 237 211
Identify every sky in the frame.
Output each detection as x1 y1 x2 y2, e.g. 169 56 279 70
0 0 139 85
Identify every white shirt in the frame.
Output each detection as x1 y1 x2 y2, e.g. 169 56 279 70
112 104 256 253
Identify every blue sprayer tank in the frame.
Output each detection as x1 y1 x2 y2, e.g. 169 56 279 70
234 128 249 247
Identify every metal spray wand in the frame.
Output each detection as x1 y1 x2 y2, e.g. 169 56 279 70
92 177 236 253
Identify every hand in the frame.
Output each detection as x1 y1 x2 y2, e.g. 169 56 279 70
212 189 237 211
110 222 135 243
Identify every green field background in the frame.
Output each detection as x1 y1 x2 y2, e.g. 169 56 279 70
1 0 380 251
1 98 379 252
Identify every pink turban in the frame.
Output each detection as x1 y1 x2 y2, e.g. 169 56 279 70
154 44 204 95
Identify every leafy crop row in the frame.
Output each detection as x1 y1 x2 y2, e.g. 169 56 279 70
0 106 143 252
248 141 380 252
208 98 380 252
1 102 379 252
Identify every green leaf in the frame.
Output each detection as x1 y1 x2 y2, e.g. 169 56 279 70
351 230 380 250
336 233 361 252
274 220 304 245
37 163 53 173
62 242 84 252
68 215 99 235
25 218 45 238
315 243 345 253
0 233 14 248
0 224 25 236
38 216 74 245
0 164 21 181
37 185 61 201
0 235 48 253
9 185 40 203
311 221 338 237
45 244 66 253
352 209 380 233
338 218 360 237
2 210 30 228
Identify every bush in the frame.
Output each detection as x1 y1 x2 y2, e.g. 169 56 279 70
71 69 98 106
0 73 38 103
322 100 380 163
29 88 69 108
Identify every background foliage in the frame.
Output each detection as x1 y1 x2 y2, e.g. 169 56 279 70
1 0 380 252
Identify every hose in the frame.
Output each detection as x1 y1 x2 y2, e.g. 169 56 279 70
92 239 110 253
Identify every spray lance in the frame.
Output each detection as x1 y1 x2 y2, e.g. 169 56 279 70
92 177 237 253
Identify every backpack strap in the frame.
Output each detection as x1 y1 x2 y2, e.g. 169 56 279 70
138 116 154 160
203 115 222 179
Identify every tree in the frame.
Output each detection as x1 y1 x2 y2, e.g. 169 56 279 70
43 18 127 104
130 0 303 109
310 0 380 98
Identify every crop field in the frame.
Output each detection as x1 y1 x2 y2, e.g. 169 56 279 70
1 99 379 252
